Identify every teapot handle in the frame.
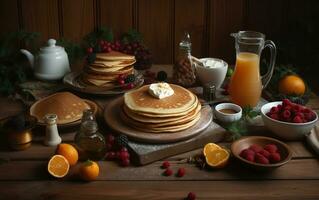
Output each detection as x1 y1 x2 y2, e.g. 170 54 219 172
261 40 276 89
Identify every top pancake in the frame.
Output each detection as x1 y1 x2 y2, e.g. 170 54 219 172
96 51 135 61
124 84 196 114
30 92 90 124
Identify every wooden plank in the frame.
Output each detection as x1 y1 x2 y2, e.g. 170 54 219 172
138 0 173 64
1 180 319 199
20 0 60 44
209 0 245 63
0 0 19 36
61 0 95 42
99 0 133 37
0 159 318 181
174 0 206 59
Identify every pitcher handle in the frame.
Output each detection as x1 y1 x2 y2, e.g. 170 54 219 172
261 40 276 88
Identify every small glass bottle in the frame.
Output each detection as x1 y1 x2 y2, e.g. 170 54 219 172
74 118 106 161
173 32 196 87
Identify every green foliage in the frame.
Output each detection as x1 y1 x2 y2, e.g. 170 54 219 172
83 27 113 47
121 29 143 44
0 31 39 94
225 106 260 141
57 38 85 64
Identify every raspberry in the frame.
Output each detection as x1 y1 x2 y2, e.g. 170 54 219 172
120 147 128 152
282 99 292 107
126 83 134 90
277 104 282 110
187 192 196 200
264 144 278 153
245 154 255 162
293 115 303 123
87 47 93 54
119 151 130 161
240 149 255 158
118 79 125 85
249 144 263 153
106 134 115 145
255 153 269 164
163 168 173 176
281 110 291 120
161 161 170 169
283 105 292 111
269 113 279 120
177 168 186 177
118 74 126 81
105 151 116 160
259 149 271 159
270 106 279 114
269 152 281 163
121 158 130 166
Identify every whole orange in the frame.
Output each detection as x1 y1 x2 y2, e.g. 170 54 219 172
79 160 100 181
278 75 306 96
56 143 79 166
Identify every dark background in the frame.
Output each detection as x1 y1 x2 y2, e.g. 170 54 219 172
0 0 318 92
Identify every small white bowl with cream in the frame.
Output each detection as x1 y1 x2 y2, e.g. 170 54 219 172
195 58 228 88
214 103 242 123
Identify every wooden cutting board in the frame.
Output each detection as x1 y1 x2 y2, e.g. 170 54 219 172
127 120 226 165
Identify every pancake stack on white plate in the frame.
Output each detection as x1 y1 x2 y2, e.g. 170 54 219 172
82 51 136 88
122 84 201 133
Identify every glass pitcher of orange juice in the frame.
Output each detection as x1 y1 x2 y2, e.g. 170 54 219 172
228 31 276 107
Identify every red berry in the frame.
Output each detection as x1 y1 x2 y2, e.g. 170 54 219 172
126 83 134 89
264 144 278 153
293 115 303 123
106 151 116 159
277 104 282 110
177 168 186 177
187 192 196 200
270 106 279 114
118 79 125 85
245 154 255 162
269 152 281 163
87 47 93 54
282 99 292 107
120 147 128 152
255 153 269 164
259 149 271 159
163 168 173 176
240 149 255 158
119 151 130 161
99 40 105 46
118 74 126 80
161 161 170 169
106 134 115 144
269 113 279 120
107 47 112 52
249 144 263 153
121 158 130 166
282 110 291 120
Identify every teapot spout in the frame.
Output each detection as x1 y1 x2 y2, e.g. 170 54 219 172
20 49 34 69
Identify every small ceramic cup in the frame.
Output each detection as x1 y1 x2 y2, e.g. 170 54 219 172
214 103 242 123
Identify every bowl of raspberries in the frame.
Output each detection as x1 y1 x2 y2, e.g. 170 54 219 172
231 136 292 170
261 99 318 140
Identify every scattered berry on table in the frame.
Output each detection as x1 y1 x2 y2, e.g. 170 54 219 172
177 168 186 177
161 161 170 169
163 168 173 176
187 192 196 200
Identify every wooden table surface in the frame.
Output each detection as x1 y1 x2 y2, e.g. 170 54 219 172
0 89 319 199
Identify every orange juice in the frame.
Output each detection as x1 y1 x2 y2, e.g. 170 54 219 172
229 52 262 107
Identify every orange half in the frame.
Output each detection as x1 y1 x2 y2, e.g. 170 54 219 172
205 148 230 168
48 155 70 178
203 143 222 157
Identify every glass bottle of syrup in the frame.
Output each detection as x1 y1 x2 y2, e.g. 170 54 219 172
74 110 106 160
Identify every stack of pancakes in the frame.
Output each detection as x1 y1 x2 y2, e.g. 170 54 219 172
82 51 136 87
122 84 201 133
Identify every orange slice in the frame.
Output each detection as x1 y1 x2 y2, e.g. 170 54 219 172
205 148 230 168
203 143 222 157
56 143 79 166
48 155 70 178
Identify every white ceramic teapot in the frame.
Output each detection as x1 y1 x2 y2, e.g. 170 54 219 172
20 39 70 81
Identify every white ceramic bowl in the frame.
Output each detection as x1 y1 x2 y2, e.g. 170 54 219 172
196 58 228 88
261 101 318 140
214 103 242 123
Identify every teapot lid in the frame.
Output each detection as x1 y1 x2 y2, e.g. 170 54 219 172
40 39 64 53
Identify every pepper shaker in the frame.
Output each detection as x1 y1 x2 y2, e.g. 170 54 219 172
44 114 62 146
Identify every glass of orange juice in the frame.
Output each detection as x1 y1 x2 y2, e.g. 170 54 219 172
229 31 276 108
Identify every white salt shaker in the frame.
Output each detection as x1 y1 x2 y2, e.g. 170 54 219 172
44 114 62 146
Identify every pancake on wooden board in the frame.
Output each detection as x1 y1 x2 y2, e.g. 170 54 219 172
30 92 90 124
124 84 197 115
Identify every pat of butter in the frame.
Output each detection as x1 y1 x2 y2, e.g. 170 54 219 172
148 83 174 99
